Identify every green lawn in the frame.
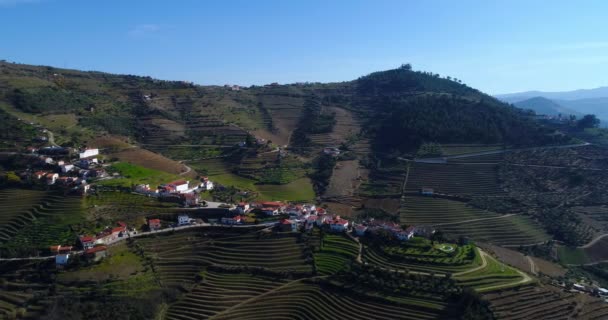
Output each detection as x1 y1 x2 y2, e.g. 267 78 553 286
213 173 315 201
98 162 182 188
58 244 143 283
558 246 589 265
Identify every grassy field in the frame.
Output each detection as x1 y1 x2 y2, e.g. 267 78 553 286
98 162 183 188
455 253 525 292
58 244 143 283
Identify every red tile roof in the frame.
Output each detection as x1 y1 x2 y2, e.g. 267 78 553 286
85 246 107 254
117 221 127 228
149 219 161 224
168 180 188 186
80 235 95 242
261 201 283 207
112 226 125 234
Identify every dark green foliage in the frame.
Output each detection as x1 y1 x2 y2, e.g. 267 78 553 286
309 154 336 194
577 114 600 129
459 288 494 320
10 87 94 113
290 97 336 150
355 67 570 153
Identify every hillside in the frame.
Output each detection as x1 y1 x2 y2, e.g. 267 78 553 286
514 96 582 117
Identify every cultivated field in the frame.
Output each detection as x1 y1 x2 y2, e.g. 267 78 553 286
404 163 505 196
166 270 287 320
313 232 359 275
484 284 608 320
0 188 84 253
208 280 447 320
559 237 608 265
132 228 313 288
400 196 550 246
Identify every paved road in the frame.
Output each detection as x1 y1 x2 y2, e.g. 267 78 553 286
405 142 591 164
431 214 516 227
579 233 608 248
0 222 276 261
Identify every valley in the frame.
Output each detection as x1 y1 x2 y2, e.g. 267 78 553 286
1 61 608 320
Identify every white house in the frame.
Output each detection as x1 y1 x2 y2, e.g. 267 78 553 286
160 180 190 194
79 148 99 159
315 214 330 227
395 226 416 241
200 177 214 191
46 173 59 185
221 215 242 225
61 164 74 173
329 218 349 232
420 187 434 196
55 253 70 266
354 225 368 236
178 214 190 226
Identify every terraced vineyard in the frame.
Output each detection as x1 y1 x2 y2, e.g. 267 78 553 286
133 228 313 288
358 164 407 197
484 285 608 319
209 280 447 320
313 232 359 275
0 188 84 252
166 270 287 320
0 261 52 319
447 152 505 164
400 196 550 246
404 163 505 196
84 191 180 223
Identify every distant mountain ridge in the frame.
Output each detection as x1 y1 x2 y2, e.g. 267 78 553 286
496 87 608 125
513 97 581 117
496 86 608 102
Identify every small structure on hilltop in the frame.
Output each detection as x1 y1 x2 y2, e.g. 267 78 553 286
420 187 434 196
148 218 162 231
323 147 341 157
79 148 99 159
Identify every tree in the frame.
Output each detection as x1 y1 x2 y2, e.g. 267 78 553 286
577 114 600 129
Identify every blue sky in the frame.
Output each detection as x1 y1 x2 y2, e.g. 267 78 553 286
1 0 607 94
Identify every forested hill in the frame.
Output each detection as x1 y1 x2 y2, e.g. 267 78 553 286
352 65 571 154
0 61 571 156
